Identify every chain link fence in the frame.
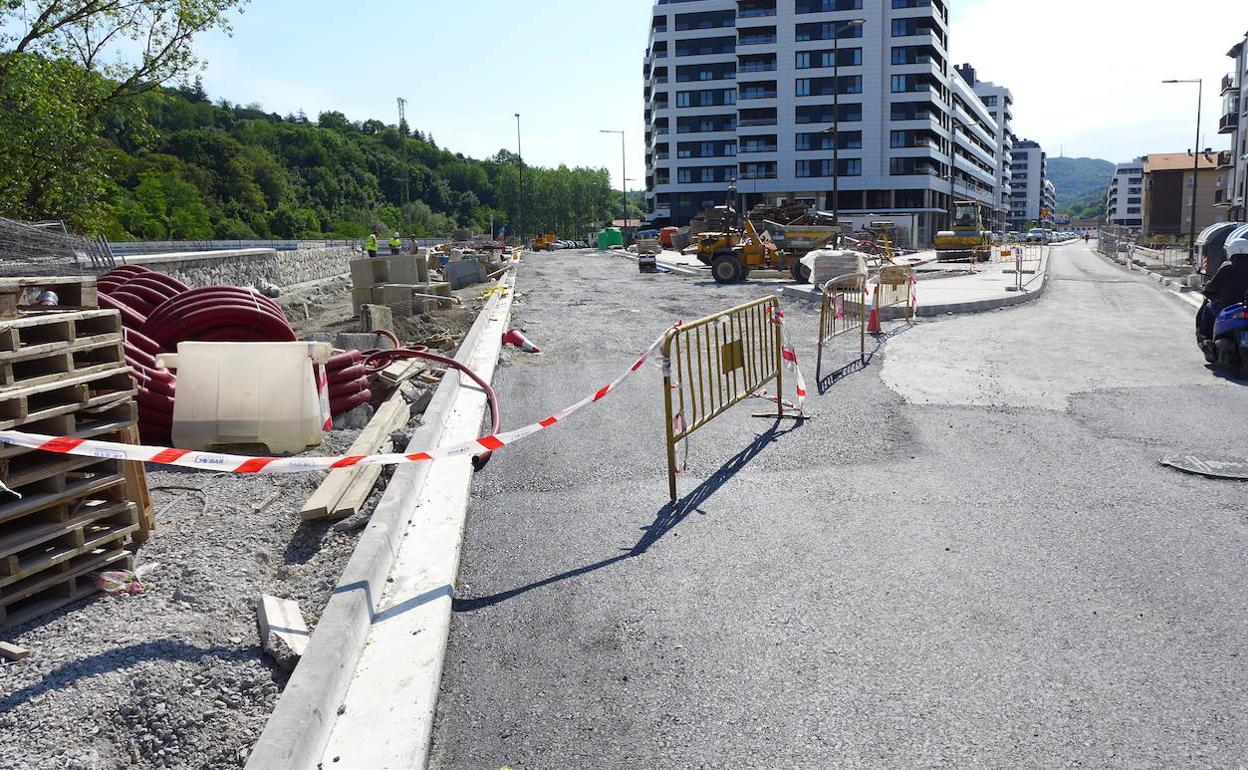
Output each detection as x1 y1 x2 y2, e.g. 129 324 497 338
0 217 116 277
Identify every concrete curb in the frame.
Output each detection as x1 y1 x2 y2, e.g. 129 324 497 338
245 271 518 770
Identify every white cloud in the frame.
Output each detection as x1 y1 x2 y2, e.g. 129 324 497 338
951 0 1247 162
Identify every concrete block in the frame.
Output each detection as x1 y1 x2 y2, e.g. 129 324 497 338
351 287 379 315
384 255 420 285
445 260 487 290
415 254 430 284
333 332 396 351
349 259 374 289
379 284 416 313
360 304 394 334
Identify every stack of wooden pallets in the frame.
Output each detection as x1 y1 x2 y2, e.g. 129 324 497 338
0 276 152 629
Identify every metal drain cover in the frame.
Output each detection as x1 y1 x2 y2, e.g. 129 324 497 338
1160 455 1248 481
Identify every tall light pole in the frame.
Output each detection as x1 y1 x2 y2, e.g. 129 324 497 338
600 129 628 240
1162 78 1203 267
515 113 525 243
822 18 864 229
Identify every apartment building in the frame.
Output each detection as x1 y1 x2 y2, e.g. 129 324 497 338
642 0 1000 246
1141 152 1227 237
957 64 1014 232
1220 30 1247 221
1008 139 1052 229
1106 158 1145 228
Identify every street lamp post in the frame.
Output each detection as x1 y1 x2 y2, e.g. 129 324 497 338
600 129 628 240
1162 78 1203 267
822 18 864 230
515 113 525 244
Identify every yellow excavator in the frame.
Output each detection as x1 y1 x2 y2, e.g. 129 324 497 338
935 201 990 262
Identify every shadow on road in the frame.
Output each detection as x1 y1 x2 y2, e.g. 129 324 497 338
452 422 798 613
815 322 914 395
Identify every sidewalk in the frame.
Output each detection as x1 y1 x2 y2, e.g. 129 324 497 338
782 249 1050 317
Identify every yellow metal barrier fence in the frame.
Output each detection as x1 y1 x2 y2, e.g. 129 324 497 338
661 297 782 501
875 265 915 322
816 274 867 379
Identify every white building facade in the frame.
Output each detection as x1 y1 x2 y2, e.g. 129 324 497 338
1220 31 1247 221
642 0 1000 246
1008 139 1052 229
958 64 1014 233
1105 158 1145 228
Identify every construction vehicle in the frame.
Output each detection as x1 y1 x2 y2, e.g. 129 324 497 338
531 233 556 251
695 217 840 284
934 201 990 262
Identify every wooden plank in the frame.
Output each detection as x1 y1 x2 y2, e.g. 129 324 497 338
0 329 122 365
120 425 153 543
330 439 392 519
0 640 28 660
377 359 423 389
300 392 410 520
0 500 135 562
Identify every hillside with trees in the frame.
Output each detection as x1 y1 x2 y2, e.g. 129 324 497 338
0 1 617 242
1048 156 1115 221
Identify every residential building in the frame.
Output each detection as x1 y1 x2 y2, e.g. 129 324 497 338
1220 30 1247 221
1008 139 1052 229
1141 152 1228 237
1106 158 1145 228
641 0 1000 246
958 63 1014 232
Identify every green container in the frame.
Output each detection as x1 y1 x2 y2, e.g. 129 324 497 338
597 227 624 251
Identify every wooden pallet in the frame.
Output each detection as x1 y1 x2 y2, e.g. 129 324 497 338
0 308 119 356
0 277 99 321
0 369 135 430
0 501 137 589
0 544 132 629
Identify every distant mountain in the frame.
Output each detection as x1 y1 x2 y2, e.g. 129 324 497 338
1048 156 1118 205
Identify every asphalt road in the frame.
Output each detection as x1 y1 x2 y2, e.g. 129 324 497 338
429 242 1248 769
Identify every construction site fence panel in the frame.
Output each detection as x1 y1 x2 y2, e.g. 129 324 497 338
817 274 867 378
875 265 914 321
662 297 782 501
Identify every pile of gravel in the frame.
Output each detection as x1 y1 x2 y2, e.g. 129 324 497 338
0 429 383 769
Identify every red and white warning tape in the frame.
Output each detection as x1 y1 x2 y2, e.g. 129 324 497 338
0 312 808 475
0 331 670 474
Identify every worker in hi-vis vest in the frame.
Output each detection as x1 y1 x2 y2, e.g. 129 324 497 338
365 232 378 258
389 232 401 255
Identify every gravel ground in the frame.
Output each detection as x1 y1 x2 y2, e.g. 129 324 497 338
0 426 391 770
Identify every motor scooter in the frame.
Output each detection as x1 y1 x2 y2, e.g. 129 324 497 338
1197 298 1248 378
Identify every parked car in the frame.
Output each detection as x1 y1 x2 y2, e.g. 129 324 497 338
1025 228 1047 243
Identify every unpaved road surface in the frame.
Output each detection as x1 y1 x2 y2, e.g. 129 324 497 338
431 244 1248 768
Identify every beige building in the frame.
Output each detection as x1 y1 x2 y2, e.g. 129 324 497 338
1141 152 1230 238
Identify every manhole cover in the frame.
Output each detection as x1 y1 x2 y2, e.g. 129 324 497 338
1160 455 1248 481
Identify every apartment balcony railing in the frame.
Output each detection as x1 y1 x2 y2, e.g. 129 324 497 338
1220 112 1239 134
1223 73 1237 94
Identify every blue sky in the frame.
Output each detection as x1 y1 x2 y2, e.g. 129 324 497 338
197 0 1244 187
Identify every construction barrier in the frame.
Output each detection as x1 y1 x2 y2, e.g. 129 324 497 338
661 297 800 501
816 273 867 380
875 265 916 323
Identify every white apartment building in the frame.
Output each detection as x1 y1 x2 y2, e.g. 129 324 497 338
1106 158 1145 228
958 63 1014 232
1220 30 1247 221
1008 138 1052 229
642 0 1000 246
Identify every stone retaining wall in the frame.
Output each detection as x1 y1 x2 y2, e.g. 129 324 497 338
124 246 354 288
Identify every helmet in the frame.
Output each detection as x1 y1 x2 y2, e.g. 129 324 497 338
35 290 58 306
1228 237 1248 258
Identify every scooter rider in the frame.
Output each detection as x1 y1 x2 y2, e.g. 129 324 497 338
1199 237 1248 337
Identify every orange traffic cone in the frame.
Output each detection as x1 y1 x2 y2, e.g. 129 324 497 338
867 287 882 334
502 328 541 353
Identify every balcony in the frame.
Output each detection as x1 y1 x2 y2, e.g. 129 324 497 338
1223 73 1237 94
1220 108 1239 134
